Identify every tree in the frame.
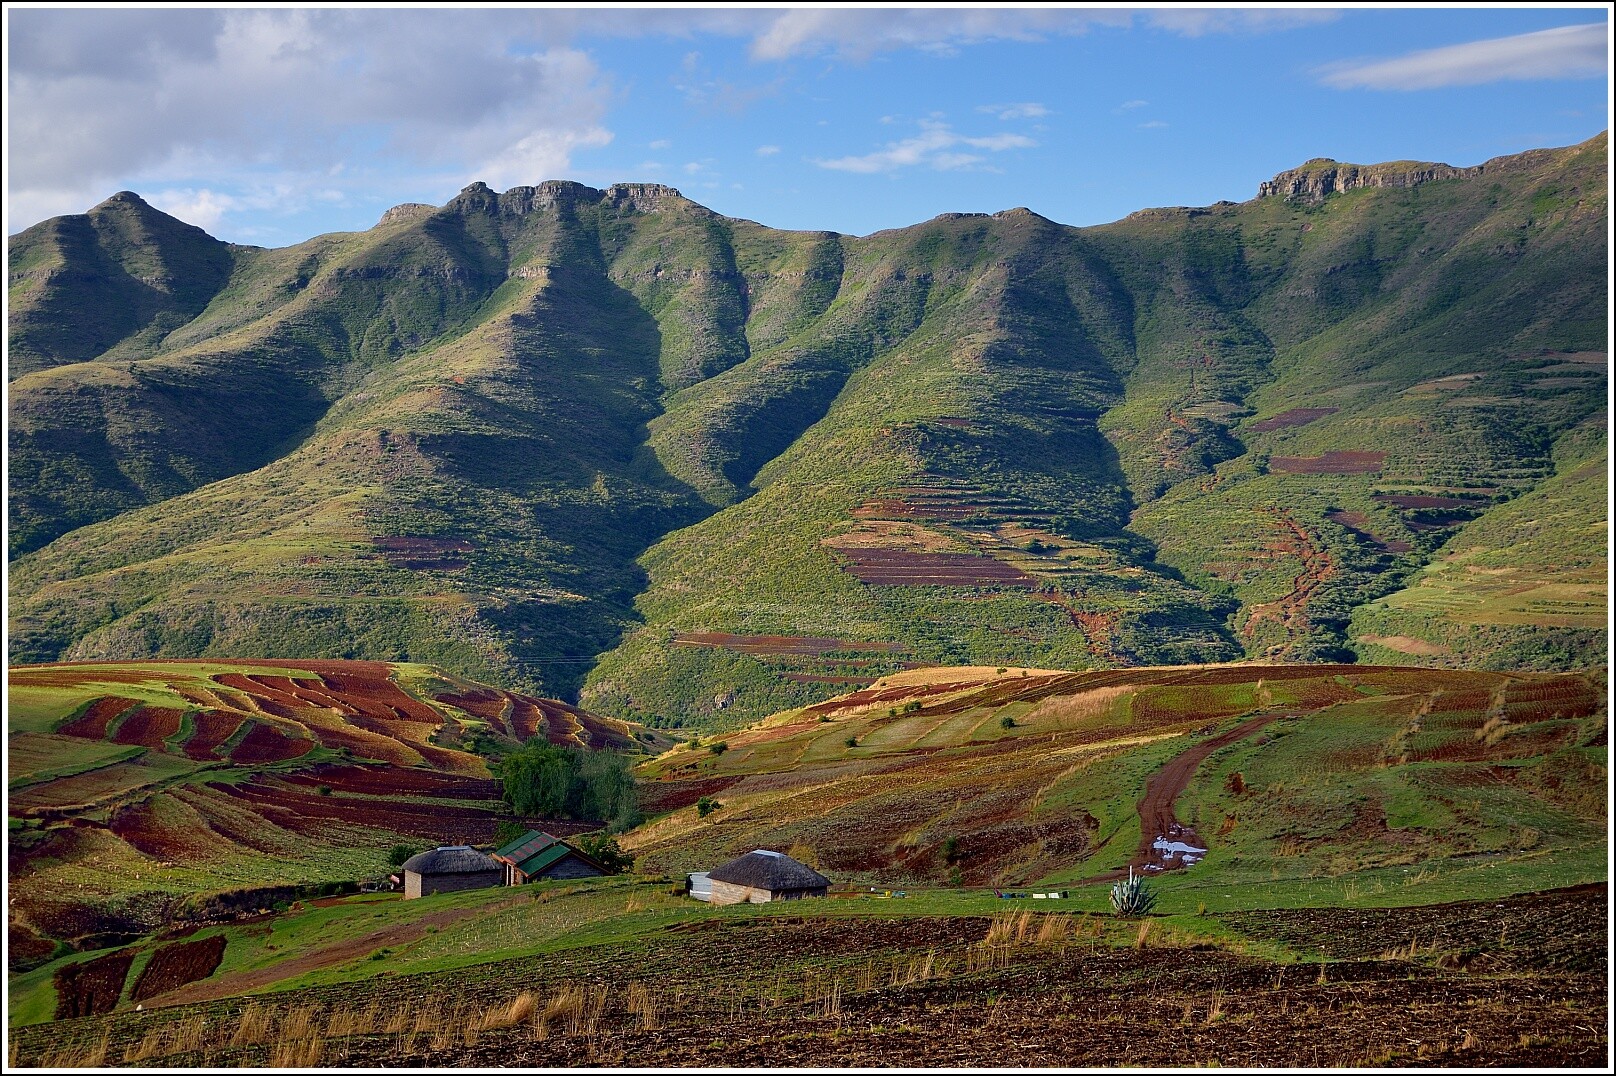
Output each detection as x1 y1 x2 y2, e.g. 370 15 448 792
574 833 634 874
499 740 643 832
387 844 418 868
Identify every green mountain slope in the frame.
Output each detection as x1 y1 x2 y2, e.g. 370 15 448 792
7 135 1607 727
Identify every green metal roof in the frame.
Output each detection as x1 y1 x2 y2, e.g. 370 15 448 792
514 841 574 876
495 829 557 862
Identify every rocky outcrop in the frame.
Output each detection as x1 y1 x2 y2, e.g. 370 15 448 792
378 203 435 226
1258 158 1481 202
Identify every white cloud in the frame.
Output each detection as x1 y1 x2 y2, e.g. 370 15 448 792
814 120 1035 174
978 102 1051 121
755 145 781 156
649 139 672 150
147 188 239 231
1116 99 1149 112
1319 23 1608 91
6 9 618 235
747 7 1335 60
1138 120 1169 130
1146 9 1339 37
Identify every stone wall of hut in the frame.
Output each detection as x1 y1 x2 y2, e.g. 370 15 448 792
405 868 504 899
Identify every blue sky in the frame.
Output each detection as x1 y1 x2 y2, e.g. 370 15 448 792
5 5 1610 246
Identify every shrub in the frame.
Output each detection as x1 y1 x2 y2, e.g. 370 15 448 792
1000 716 1016 730
387 844 418 868
708 741 728 755
844 736 859 748
317 785 333 797
696 796 720 818
1109 869 1157 917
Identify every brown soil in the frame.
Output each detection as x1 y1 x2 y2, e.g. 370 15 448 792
1269 450 1385 474
373 535 475 570
1088 713 1284 882
1371 492 1482 510
227 721 315 764
109 706 185 749
53 947 136 1019
131 935 228 1002
57 696 141 740
1327 510 1414 554
1248 406 1338 431
673 632 903 656
1241 509 1337 654
829 548 1038 588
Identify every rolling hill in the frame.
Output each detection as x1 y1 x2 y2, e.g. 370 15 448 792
7 135 1607 728
5 659 667 967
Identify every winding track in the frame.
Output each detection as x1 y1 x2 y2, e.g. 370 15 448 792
1084 710 1285 883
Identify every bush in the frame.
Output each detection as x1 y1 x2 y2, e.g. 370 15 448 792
999 716 1016 730
696 796 720 818
708 741 728 755
844 736 859 748
387 844 418 868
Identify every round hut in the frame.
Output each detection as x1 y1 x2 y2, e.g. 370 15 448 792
705 849 829 905
400 845 503 899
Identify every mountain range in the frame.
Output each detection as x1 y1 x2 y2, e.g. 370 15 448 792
7 134 1607 729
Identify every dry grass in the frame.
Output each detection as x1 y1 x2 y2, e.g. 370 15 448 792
122 1014 206 1064
1025 685 1132 727
231 1002 273 1047
538 982 609 1039
626 982 660 1030
478 991 538 1031
37 1032 111 1069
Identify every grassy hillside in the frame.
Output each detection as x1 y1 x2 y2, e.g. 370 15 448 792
5 661 1604 1068
5 659 666 967
7 137 1606 726
625 664 1605 894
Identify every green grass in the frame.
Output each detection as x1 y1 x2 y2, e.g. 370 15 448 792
7 135 1606 723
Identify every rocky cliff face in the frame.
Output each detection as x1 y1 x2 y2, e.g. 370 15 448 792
1258 158 1481 202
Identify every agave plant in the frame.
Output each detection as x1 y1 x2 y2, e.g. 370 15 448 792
1109 866 1157 917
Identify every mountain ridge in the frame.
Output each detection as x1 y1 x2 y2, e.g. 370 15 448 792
8 134 1607 728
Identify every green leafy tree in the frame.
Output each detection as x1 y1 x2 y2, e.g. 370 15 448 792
499 740 642 832
387 844 419 868
574 832 634 874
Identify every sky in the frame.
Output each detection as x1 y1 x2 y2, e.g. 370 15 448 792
4 4 1611 247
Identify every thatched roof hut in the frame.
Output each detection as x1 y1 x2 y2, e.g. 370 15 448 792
400 845 502 899
704 849 829 905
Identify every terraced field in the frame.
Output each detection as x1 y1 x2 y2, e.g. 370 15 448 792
6 660 668 967
626 664 1606 897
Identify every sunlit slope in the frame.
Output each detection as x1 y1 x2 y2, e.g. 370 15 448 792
8 137 1606 724
5 658 662 966
626 664 1606 897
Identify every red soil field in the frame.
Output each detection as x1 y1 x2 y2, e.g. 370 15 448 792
1248 407 1338 432
227 722 315 764
1327 510 1413 554
372 535 475 570
673 632 903 656
53 947 136 1019
1269 450 1385 474
110 706 184 750
207 780 502 843
57 696 141 740
276 764 499 799
178 711 246 759
130 935 227 1002
1371 493 1482 510
829 548 1038 588
782 673 877 684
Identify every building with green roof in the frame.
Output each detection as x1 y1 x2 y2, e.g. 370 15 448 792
492 830 607 885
